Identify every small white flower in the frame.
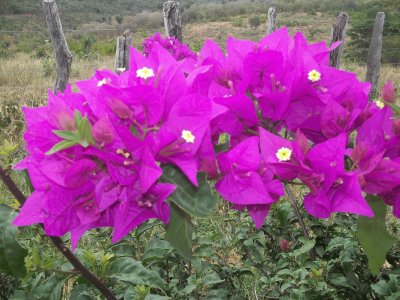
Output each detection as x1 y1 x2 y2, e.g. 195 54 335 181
308 70 321 83
136 67 155 80
181 130 195 143
375 100 385 109
276 147 292 162
97 78 107 87
116 67 126 72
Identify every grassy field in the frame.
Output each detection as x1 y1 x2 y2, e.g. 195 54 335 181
0 47 399 146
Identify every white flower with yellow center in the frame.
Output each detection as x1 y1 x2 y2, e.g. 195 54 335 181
97 78 107 87
276 147 292 162
136 67 155 80
308 70 321 83
375 100 385 109
181 130 195 143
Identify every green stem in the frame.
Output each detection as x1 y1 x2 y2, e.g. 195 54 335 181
285 184 317 260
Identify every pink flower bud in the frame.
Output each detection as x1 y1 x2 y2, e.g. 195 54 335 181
110 99 131 119
57 113 75 131
280 239 291 252
92 118 114 144
382 81 396 103
393 119 400 135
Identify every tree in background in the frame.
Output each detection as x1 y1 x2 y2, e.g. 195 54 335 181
115 15 124 32
249 15 261 29
346 0 400 64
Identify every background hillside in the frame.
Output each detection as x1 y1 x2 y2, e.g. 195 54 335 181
0 0 399 64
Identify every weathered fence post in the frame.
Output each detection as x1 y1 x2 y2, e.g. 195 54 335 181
114 29 133 73
330 12 349 68
42 0 72 93
266 7 277 35
366 12 385 98
163 0 183 42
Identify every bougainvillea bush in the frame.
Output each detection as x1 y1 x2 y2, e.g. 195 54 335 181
3 28 400 298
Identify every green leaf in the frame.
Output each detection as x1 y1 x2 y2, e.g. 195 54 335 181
371 279 393 296
123 287 137 300
136 219 163 237
165 203 193 259
45 139 79 155
201 273 225 286
32 276 65 300
74 110 84 129
194 245 213 257
233 268 254 277
293 238 316 257
0 205 28 278
357 195 396 275
181 282 197 295
161 165 217 218
124 287 170 300
141 240 173 263
386 102 400 116
69 285 95 300
214 141 230 153
110 243 135 257
0 140 18 157
329 273 352 288
274 201 292 227
325 237 346 252
52 130 78 141
107 257 166 290
9 290 29 300
130 124 139 138
146 295 171 300
206 288 230 300
78 117 95 146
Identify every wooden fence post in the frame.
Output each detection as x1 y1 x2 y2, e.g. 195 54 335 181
114 30 133 73
330 12 349 68
42 0 72 93
266 7 277 35
163 1 183 42
366 12 385 98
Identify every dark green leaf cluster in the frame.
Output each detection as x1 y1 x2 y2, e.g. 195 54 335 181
346 0 400 64
1 195 400 299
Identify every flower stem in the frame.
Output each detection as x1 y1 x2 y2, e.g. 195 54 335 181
0 165 117 300
284 184 317 260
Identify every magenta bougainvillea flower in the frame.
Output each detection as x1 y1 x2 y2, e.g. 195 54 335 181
301 134 373 218
352 107 400 198
215 136 284 227
14 37 210 249
13 29 400 250
382 80 396 103
143 32 197 61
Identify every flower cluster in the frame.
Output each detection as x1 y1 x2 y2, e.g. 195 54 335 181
14 28 399 248
14 40 211 249
190 29 400 225
142 32 197 61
